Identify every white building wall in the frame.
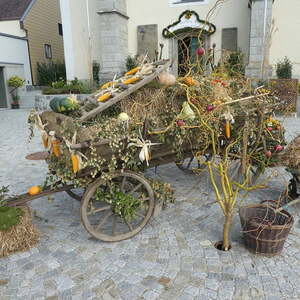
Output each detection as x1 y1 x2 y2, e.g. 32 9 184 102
127 0 251 64
0 20 26 37
270 0 300 79
0 34 32 107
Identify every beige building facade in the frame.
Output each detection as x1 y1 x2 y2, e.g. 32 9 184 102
59 0 300 81
0 0 65 85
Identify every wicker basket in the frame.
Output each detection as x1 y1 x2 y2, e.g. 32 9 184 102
239 204 294 256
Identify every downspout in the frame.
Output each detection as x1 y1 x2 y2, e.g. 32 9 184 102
86 0 93 81
261 0 268 79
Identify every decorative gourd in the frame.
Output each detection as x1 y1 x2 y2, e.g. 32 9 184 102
97 92 112 102
125 67 140 76
158 72 176 86
28 186 41 195
49 96 79 113
183 77 198 87
123 77 141 85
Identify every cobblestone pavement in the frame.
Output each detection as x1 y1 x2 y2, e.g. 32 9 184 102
1 109 300 299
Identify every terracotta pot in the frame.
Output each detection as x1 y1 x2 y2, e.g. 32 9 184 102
11 103 20 109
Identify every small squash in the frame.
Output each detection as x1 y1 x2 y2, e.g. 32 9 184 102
125 67 140 76
123 77 141 85
158 72 176 86
183 77 198 87
97 92 112 102
28 186 41 195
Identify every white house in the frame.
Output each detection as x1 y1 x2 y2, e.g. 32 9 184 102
59 0 300 82
0 33 32 108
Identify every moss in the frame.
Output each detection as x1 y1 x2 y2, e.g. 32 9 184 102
0 207 23 231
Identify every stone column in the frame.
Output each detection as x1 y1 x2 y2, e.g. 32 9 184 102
245 0 273 79
97 0 128 81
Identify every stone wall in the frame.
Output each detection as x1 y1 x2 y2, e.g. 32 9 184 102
245 0 273 79
97 0 128 81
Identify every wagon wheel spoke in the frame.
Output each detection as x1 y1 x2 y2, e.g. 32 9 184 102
125 219 133 231
186 157 194 169
112 215 117 236
95 211 113 231
121 176 127 192
136 212 146 218
129 183 143 195
87 205 111 216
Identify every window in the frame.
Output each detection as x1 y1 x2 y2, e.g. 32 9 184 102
44 44 52 59
222 28 238 52
58 23 63 36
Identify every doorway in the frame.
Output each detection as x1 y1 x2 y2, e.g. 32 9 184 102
177 35 209 76
0 67 8 108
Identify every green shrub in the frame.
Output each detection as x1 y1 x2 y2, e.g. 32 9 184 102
125 55 138 72
0 206 23 231
93 62 100 85
276 56 292 79
37 61 66 86
42 79 96 95
224 50 245 77
7 76 24 88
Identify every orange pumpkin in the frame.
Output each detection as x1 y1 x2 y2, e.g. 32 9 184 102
183 77 198 87
28 186 41 195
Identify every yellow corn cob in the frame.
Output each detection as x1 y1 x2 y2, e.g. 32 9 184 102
123 77 141 85
125 67 140 76
97 92 112 102
71 154 79 173
101 81 113 90
52 140 61 157
225 120 231 139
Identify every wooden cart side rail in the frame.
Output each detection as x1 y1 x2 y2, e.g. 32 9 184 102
6 184 74 207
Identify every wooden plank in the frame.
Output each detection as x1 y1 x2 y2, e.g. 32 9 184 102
6 184 74 207
79 60 171 122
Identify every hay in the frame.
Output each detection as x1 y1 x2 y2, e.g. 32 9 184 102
0 206 39 257
279 135 300 169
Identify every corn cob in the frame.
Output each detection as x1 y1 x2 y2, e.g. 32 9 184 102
101 81 113 90
97 92 112 102
225 120 231 139
123 77 141 85
52 140 61 157
125 67 140 76
71 154 79 173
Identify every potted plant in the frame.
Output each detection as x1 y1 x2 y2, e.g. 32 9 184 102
7 76 25 109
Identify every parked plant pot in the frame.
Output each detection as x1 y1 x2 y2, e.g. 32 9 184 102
11 103 20 109
239 204 294 256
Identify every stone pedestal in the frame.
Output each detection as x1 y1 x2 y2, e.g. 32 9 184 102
245 0 273 79
97 0 129 81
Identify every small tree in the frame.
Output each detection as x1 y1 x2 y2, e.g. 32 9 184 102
7 76 25 104
276 56 292 79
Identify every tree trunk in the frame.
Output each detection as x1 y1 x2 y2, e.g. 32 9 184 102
223 213 233 251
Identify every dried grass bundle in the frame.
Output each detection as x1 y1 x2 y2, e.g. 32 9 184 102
279 135 300 169
0 206 39 257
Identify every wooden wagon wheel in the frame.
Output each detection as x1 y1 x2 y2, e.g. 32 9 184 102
175 154 211 174
81 171 155 242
